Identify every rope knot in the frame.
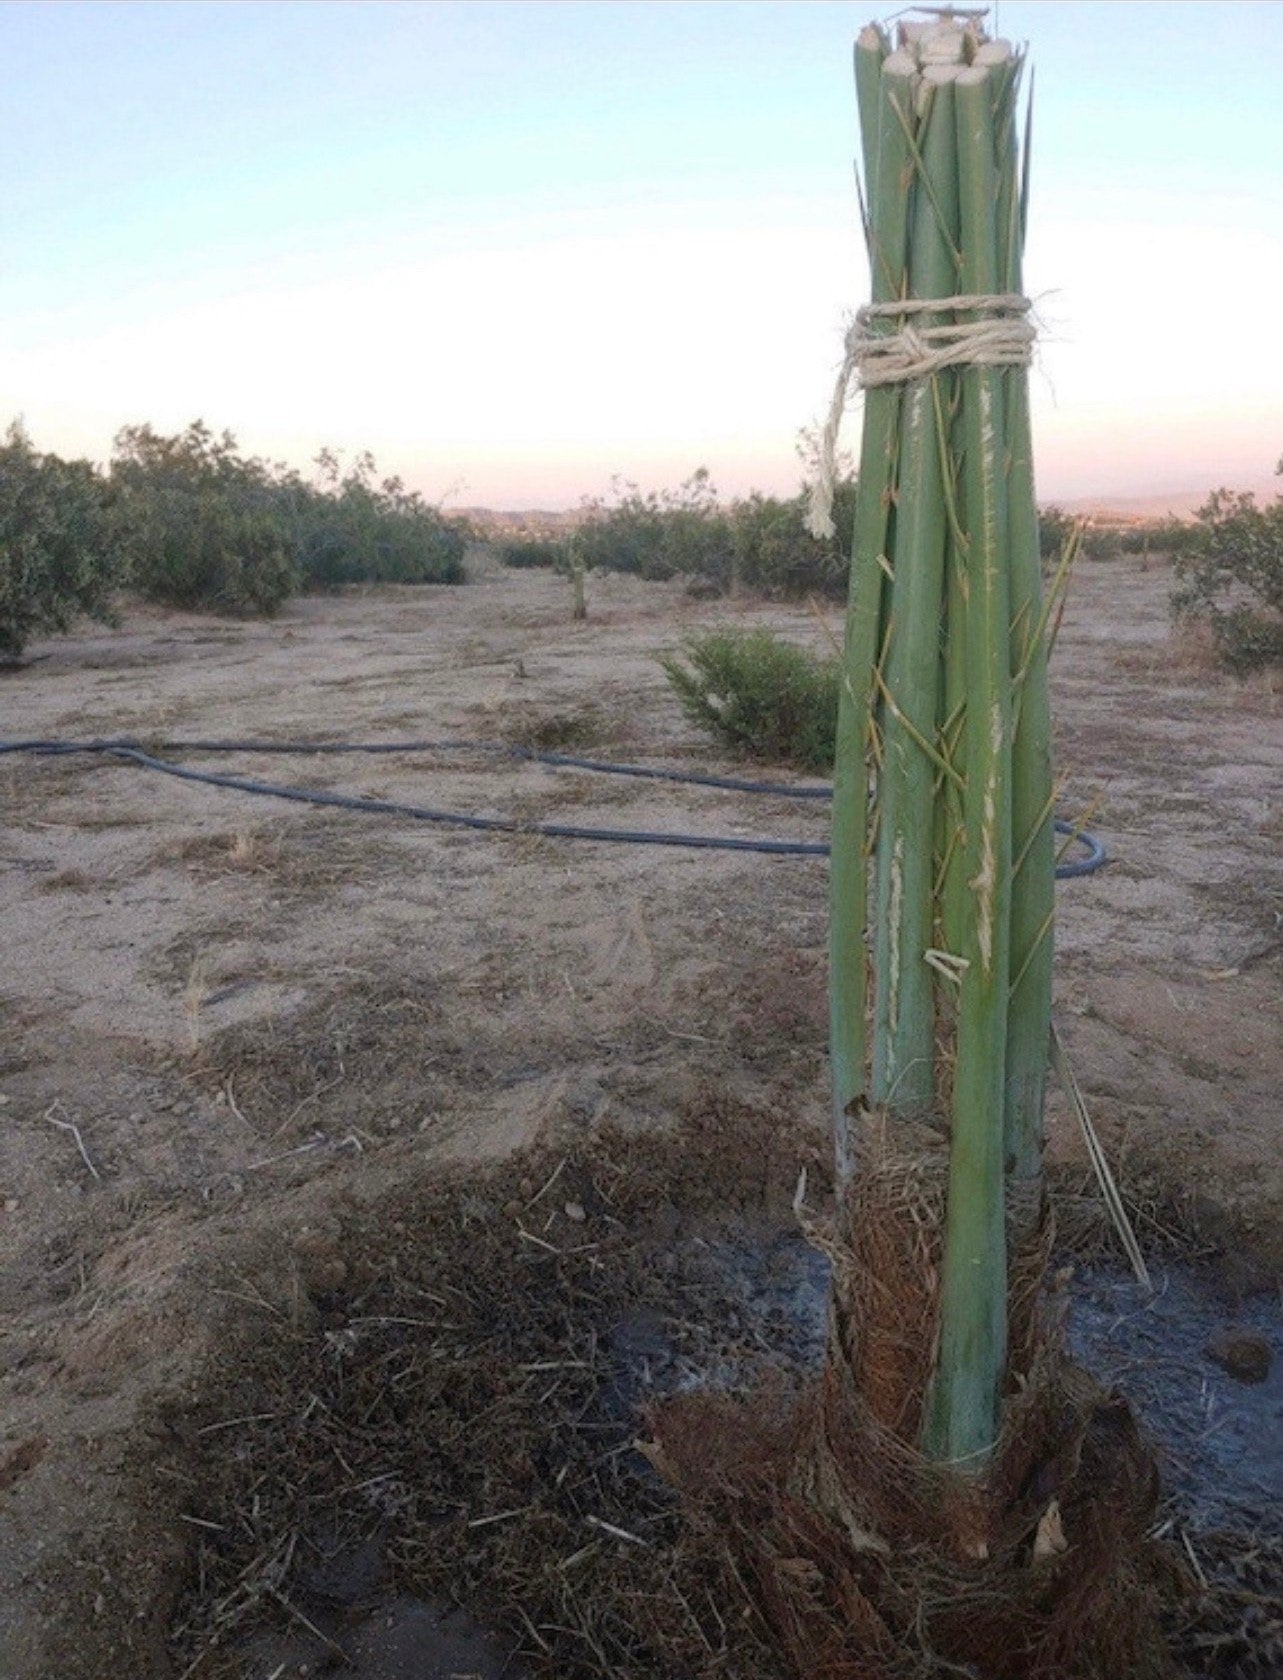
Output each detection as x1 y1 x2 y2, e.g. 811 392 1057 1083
806 293 1035 540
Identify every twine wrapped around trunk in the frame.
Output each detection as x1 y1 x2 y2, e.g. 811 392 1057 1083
805 293 1035 540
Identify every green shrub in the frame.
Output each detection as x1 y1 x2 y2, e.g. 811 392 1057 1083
1038 506 1127 564
576 468 733 583
1120 518 1199 557
0 422 122 659
1038 505 1075 563
109 426 466 611
2 418 468 635
498 538 565 570
576 468 855 599
660 629 839 772
110 422 299 615
729 487 852 599
291 449 466 588
1172 475 1283 672
1208 605 1283 674
1083 524 1124 561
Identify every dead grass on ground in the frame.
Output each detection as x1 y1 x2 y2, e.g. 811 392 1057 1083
1114 621 1282 704
185 971 576 1149
151 819 402 900
152 1099 1279 1680
36 867 97 893
488 698 618 753
647 1111 1176 1680
165 1095 827 1680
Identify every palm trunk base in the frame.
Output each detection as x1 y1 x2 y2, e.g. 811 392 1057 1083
646 1115 1176 1680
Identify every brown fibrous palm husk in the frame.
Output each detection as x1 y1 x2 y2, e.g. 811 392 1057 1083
647 1112 1183 1680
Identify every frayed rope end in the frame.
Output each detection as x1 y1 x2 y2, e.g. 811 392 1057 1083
805 334 860 543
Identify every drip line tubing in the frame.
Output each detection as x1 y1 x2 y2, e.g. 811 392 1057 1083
1 736 1107 876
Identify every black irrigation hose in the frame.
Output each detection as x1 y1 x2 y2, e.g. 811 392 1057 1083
1 737 1108 875
6 734 836 798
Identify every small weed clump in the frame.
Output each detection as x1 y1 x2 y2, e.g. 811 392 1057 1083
1172 470 1283 673
661 629 838 772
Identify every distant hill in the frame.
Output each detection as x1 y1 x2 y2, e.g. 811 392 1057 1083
1057 480 1279 522
457 507 585 540
458 479 1279 536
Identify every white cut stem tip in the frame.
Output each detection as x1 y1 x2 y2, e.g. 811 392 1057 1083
882 48 919 79
920 26 967 65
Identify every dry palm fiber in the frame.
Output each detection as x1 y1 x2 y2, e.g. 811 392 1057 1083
651 12 1176 1675
647 1115 1175 1680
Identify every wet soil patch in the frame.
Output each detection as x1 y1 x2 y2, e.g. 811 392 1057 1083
1068 1264 1283 1679
234 1595 525 1680
1069 1263 1282 1536
166 1109 1282 1679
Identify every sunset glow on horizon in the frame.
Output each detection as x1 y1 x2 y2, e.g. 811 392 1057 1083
4 1 1280 511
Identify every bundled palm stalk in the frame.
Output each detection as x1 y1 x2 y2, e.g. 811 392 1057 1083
652 13 1175 1675
825 6 1055 1472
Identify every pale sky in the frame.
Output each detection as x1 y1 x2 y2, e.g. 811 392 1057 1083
3 1 1280 508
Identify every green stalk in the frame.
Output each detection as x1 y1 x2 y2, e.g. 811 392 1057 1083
923 59 1013 1468
829 43 916 1179
993 53 1054 1222
854 23 888 206
870 67 961 1114
938 387 969 966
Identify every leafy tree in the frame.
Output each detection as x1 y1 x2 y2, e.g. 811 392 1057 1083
1172 465 1283 671
290 449 467 588
0 422 122 659
110 421 298 615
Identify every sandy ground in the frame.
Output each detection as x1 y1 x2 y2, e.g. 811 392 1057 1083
0 550 1280 1676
